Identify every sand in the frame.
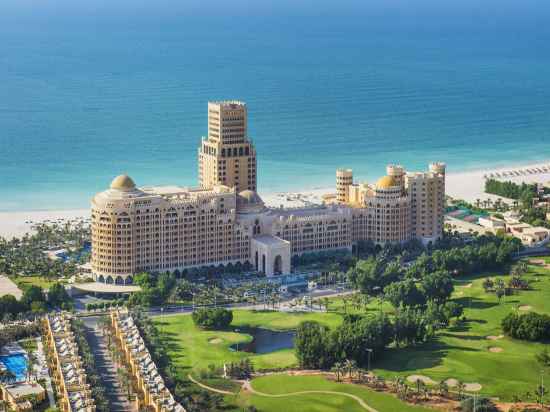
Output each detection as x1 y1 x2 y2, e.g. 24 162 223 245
406 375 437 385
0 275 23 299
488 347 503 353
519 305 532 311
445 160 550 203
0 209 89 239
486 335 504 341
444 378 459 388
464 383 482 392
208 338 223 344
3 159 550 240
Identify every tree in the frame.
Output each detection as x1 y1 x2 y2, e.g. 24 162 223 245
443 301 464 321
294 321 332 369
536 348 550 369
393 306 429 347
344 359 357 380
384 279 425 308
331 362 344 382
48 283 71 309
482 278 494 292
191 308 233 329
495 287 505 303
421 271 454 303
21 285 45 308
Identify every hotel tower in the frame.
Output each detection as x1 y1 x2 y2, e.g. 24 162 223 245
198 101 257 192
90 101 446 285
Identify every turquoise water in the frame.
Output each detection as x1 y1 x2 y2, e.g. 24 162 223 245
1 1 550 211
0 354 28 382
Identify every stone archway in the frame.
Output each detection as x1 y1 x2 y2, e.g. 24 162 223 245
97 275 105 283
273 255 283 275
125 276 133 285
106 276 114 284
115 276 124 285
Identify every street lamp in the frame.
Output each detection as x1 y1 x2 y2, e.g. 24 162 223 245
366 348 373 373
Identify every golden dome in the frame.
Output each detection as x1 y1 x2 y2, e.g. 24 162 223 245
110 174 136 191
376 175 398 190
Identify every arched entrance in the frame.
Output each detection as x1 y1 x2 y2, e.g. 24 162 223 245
273 255 283 274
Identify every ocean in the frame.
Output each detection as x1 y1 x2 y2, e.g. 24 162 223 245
1 0 550 211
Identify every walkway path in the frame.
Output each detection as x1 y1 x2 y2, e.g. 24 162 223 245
188 373 379 412
188 374 235 395
82 316 135 412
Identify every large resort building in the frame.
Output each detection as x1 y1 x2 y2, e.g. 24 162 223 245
91 101 446 284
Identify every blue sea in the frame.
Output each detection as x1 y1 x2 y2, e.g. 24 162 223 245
1 0 550 212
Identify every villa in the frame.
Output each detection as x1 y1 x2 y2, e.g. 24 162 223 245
0 382 45 411
110 310 185 412
44 313 96 412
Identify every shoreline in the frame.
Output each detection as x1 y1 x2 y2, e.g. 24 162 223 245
2 159 550 240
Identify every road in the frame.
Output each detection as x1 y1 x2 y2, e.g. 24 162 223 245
147 287 355 317
81 316 135 412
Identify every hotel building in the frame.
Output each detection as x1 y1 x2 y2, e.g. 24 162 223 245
91 101 446 284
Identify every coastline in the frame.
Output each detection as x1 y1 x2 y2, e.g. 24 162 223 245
2 159 550 240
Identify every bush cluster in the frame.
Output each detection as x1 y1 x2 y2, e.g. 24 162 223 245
502 312 550 342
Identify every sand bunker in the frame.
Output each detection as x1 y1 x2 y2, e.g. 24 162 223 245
486 335 504 340
455 291 464 296
444 378 459 388
519 305 532 311
464 383 482 391
458 283 473 288
208 338 223 344
407 375 436 385
488 347 503 353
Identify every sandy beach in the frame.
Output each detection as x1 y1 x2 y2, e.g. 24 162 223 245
0 209 89 240
2 160 550 240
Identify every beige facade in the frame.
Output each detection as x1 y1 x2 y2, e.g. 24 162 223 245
90 101 446 282
110 311 185 412
44 314 96 412
198 101 257 193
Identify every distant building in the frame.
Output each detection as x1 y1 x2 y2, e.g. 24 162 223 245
478 216 506 231
90 101 446 283
0 382 45 412
506 222 550 246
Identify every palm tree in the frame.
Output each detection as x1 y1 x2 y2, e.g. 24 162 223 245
331 362 343 382
457 381 466 400
344 359 357 380
438 380 449 397
415 378 425 395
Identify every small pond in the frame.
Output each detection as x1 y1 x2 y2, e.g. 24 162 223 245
231 328 295 354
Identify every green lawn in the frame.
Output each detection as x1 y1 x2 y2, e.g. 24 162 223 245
154 309 344 371
13 275 58 290
157 259 550 402
226 374 433 412
373 262 550 401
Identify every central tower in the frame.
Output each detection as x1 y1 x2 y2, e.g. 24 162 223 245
198 101 257 192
